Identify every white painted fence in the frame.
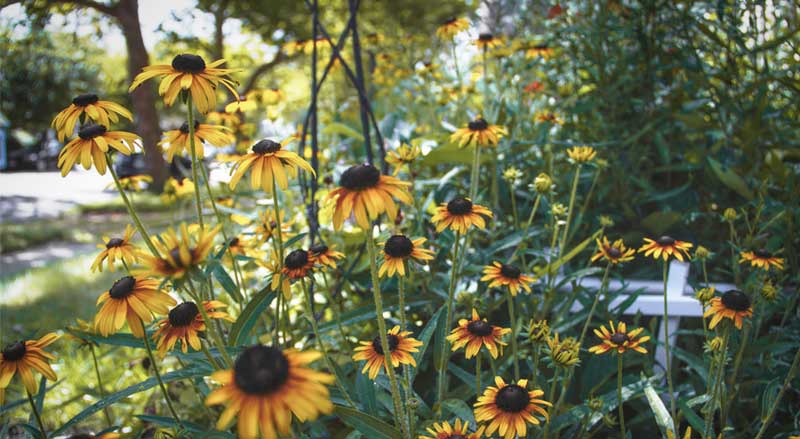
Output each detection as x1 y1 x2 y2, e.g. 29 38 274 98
564 261 736 370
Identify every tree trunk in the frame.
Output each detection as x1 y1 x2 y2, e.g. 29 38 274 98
115 0 166 189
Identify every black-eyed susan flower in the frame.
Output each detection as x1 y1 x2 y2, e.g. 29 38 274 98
308 244 344 270
431 196 493 233
378 235 434 278
545 333 580 368
91 224 139 272
52 94 133 142
588 321 650 355
353 326 423 379
159 121 234 162
535 111 564 125
138 223 221 279
57 124 139 176
326 163 413 230
281 249 315 281
153 301 233 355
113 173 153 192
128 54 239 114
206 111 240 128
254 209 295 244
704 290 753 330
436 17 469 40
386 143 421 176
160 177 195 205
224 96 258 114
566 145 597 164
447 309 511 359
450 117 507 148
474 33 503 51
0 333 59 400
420 419 484 439
474 377 551 439
94 276 176 337
481 262 535 296
525 44 555 59
638 236 693 262
529 319 550 345
205 345 334 439
590 236 635 265
228 139 315 193
739 248 784 271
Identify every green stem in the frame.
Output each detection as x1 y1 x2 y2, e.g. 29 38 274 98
475 353 482 395
507 290 520 380
517 194 542 269
510 185 519 229
703 325 730 439
437 230 462 413
578 263 611 348
366 231 408 439
186 95 204 228
560 164 582 254
26 391 46 437
301 279 356 408
531 345 541 386
274 293 282 346
450 41 462 86
398 276 408 331
617 354 626 439
107 156 158 256
141 319 182 427
661 259 678 431
754 345 800 439
90 344 113 427
542 368 561 439
469 144 482 202
185 281 233 368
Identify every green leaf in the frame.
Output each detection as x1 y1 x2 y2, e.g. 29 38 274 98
671 346 708 382
212 263 243 303
677 398 705 436
536 229 602 277
356 370 379 415
52 365 211 436
322 123 364 141
229 286 276 346
284 232 308 249
442 399 475 424
334 405 402 439
318 299 431 332
707 157 754 200
411 305 445 381
640 211 683 236
644 381 676 439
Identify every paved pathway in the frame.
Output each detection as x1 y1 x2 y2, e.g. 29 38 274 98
0 170 116 222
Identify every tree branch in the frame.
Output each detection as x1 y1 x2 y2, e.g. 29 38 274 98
240 50 296 94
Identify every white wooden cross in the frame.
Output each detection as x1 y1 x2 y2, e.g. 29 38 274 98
564 261 736 371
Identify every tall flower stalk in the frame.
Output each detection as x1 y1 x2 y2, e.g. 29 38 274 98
661 259 678 430
365 230 408 439
436 230 461 412
186 96 204 228
140 317 182 427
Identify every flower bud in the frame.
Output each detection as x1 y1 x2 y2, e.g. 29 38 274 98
761 281 778 302
533 173 553 194
695 286 716 305
695 245 711 260
529 319 550 344
723 208 737 222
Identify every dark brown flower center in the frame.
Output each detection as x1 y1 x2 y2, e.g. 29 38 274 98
284 249 310 269
448 436 467 439
106 237 125 248
384 235 413 258
534 44 550 50
467 320 493 336
610 332 629 344
446 197 473 215
468 118 489 131
478 33 494 42
754 248 771 258
721 290 751 312
233 345 290 395
179 120 200 134
228 237 240 247
1 341 26 361
168 247 193 267
309 244 328 255
168 302 199 327
500 264 521 279
340 164 381 190
606 247 622 259
78 124 107 140
72 93 99 107
442 16 457 25
66 434 95 439
109 276 137 299
656 236 675 246
496 384 529 412
252 139 282 154
372 334 400 355
171 54 206 73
